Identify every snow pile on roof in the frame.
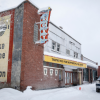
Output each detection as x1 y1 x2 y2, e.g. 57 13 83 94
44 51 98 69
84 61 98 69
0 0 39 13
38 7 51 13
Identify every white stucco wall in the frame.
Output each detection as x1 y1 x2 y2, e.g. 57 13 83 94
44 22 81 60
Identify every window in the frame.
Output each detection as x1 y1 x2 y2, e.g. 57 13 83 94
55 70 58 76
44 68 47 75
54 63 57 67
74 52 78 58
76 53 78 58
49 62 52 67
52 41 56 50
59 70 63 80
74 52 76 58
59 64 61 68
34 23 38 42
50 69 53 76
66 49 70 55
67 72 70 83
78 48 80 53
43 61 46 66
57 43 60 52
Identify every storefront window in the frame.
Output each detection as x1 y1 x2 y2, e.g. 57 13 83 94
43 61 46 66
83 68 89 81
59 70 62 80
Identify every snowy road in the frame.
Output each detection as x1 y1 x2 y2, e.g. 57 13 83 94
0 83 99 100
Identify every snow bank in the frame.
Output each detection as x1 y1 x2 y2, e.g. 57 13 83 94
0 83 100 100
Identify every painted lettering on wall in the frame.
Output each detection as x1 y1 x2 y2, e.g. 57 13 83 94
0 15 11 82
0 71 6 77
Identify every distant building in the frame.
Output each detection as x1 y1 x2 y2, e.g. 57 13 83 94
81 55 98 83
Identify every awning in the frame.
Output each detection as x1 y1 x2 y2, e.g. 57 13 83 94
83 61 98 69
44 51 87 69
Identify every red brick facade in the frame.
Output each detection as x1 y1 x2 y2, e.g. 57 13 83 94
20 1 65 90
98 66 100 77
20 2 44 90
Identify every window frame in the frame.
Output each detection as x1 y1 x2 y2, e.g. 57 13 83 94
52 41 56 51
59 70 63 80
55 70 58 76
50 69 53 76
57 43 60 52
44 68 47 75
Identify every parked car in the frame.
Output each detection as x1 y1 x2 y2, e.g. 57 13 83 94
96 76 100 92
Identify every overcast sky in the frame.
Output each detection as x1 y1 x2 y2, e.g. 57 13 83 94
0 0 100 65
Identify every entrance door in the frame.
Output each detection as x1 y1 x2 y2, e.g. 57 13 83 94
65 71 73 85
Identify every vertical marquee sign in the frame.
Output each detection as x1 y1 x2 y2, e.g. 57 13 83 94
38 7 52 44
0 15 11 82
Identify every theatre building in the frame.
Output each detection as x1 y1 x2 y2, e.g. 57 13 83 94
0 0 98 91
44 22 87 86
81 55 98 83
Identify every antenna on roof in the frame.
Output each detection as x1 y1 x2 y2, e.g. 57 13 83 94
59 26 63 29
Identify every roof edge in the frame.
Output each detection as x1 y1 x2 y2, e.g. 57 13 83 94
0 0 39 14
83 55 98 65
49 21 81 45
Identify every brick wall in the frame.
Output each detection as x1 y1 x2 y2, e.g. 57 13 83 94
20 1 65 91
20 1 44 90
98 66 100 77
43 62 65 89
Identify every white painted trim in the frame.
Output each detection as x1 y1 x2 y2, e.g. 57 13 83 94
55 69 58 76
43 66 64 70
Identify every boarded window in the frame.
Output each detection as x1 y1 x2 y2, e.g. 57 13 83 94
34 23 38 42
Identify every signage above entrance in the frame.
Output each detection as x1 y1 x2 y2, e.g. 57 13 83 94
44 55 87 68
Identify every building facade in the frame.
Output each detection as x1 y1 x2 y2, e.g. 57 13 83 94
0 0 98 91
81 55 98 83
44 22 86 86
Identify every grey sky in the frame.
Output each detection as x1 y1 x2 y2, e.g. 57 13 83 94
0 0 100 65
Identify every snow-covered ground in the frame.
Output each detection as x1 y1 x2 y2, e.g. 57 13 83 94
0 83 99 100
